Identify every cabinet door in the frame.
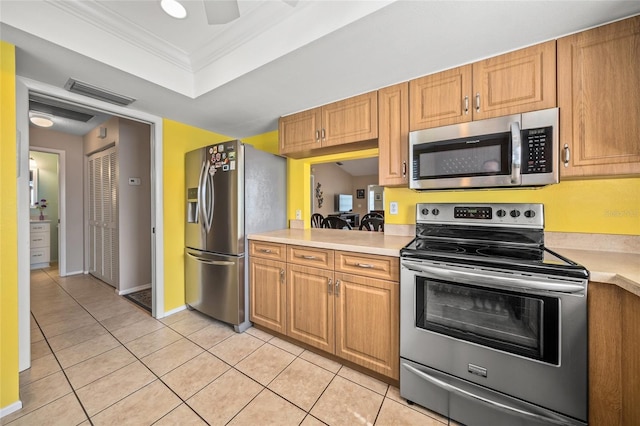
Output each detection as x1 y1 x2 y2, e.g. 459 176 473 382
249 258 286 334
286 264 334 353
473 40 556 120
558 16 640 178
322 91 378 147
334 272 399 379
279 108 322 155
378 82 409 186
409 65 472 131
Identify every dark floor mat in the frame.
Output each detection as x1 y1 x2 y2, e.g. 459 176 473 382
123 289 152 312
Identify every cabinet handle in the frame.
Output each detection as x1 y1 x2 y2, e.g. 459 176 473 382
475 93 481 112
563 144 570 167
355 263 374 269
464 96 469 114
315 130 320 142
335 279 340 296
259 248 273 254
402 161 407 178
321 128 326 140
328 278 333 295
280 268 285 283
299 254 318 260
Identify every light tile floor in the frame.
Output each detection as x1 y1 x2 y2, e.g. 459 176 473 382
2 266 456 425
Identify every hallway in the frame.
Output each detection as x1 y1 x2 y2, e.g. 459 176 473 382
2 267 450 425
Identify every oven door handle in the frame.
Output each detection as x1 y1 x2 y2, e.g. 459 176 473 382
401 260 585 294
402 363 574 426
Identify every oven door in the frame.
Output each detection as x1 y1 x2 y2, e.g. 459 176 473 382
400 258 588 423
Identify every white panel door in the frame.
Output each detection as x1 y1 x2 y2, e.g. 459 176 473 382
88 147 118 287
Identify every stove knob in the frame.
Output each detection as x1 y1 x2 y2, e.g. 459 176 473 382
421 208 429 216
432 208 440 216
496 209 506 218
524 210 536 218
510 209 521 218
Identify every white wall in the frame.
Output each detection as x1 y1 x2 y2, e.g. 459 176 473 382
30 127 84 274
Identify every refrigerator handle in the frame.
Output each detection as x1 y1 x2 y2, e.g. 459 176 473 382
198 160 207 229
206 167 215 233
186 252 234 266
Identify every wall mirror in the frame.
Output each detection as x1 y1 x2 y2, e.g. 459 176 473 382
29 163 38 207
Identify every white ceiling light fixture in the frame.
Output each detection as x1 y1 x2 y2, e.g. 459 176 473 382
161 0 187 19
29 112 54 128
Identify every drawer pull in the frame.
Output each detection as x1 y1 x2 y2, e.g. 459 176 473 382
259 248 273 254
299 255 318 260
355 263 374 269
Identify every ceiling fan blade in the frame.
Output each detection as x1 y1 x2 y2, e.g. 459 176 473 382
203 0 240 25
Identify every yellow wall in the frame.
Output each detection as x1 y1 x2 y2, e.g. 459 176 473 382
287 148 640 235
162 120 230 312
0 41 19 410
242 130 279 155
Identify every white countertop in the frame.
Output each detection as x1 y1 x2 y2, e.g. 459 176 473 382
550 247 640 297
248 229 413 257
248 229 640 297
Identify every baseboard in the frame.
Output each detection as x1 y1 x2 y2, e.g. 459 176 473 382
162 305 187 318
0 400 23 419
118 283 152 296
63 270 84 277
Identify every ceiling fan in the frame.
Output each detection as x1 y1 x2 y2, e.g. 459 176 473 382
162 0 299 25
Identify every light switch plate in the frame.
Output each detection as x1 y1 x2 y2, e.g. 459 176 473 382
128 177 141 186
295 209 302 220
390 202 398 215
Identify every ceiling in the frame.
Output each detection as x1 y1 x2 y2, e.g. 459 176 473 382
2 1 639 139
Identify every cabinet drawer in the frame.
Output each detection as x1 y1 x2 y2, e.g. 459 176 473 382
30 232 49 248
334 251 399 281
287 245 334 269
30 248 50 264
30 223 50 233
249 241 286 261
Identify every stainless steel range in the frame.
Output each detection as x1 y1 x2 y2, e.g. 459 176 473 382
400 203 589 426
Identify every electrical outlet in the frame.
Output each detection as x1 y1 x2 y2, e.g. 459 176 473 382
295 209 302 220
390 202 398 215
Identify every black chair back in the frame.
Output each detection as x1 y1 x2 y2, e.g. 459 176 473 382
361 212 384 222
359 217 384 232
311 213 324 228
322 216 352 230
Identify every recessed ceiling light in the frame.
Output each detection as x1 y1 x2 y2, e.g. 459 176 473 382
161 0 187 19
29 112 54 128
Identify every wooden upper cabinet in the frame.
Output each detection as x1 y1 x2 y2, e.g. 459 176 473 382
279 108 322 155
409 41 556 131
558 16 640 178
278 91 378 157
378 82 409 186
322 91 378 147
473 40 556 120
409 65 472 130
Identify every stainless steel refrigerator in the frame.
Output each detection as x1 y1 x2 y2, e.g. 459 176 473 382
185 140 286 332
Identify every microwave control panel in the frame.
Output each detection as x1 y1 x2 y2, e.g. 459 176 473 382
522 126 552 174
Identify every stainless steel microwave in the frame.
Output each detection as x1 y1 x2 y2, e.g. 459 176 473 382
409 108 559 190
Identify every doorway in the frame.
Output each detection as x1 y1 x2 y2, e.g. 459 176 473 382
16 78 165 372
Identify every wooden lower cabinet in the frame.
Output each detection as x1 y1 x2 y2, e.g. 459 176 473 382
249 257 287 334
589 281 640 425
334 272 399 379
286 264 335 354
249 240 400 380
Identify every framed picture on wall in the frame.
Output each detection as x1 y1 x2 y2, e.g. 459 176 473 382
356 189 365 199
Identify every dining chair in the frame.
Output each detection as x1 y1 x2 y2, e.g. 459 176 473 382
311 213 324 228
359 216 384 232
321 216 352 230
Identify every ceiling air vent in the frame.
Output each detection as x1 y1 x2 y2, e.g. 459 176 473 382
64 78 136 106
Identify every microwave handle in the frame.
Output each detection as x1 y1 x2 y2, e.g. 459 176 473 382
510 122 522 185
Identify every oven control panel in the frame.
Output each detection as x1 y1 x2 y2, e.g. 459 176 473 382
416 203 544 228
